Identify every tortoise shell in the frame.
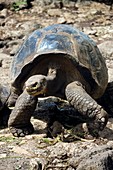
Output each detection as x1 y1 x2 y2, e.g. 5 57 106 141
10 24 108 98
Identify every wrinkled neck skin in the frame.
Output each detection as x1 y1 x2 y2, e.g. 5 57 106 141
46 67 58 82
46 66 60 95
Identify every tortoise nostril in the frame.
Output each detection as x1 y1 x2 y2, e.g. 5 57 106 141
32 82 38 88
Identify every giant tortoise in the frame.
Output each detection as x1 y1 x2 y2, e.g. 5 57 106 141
7 24 109 137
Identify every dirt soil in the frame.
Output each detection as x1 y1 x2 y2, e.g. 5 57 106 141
0 0 113 169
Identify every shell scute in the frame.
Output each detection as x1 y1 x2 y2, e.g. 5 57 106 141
36 33 74 55
11 29 43 81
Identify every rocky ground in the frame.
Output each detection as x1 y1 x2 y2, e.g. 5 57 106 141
0 0 113 169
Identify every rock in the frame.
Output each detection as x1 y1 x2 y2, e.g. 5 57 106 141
90 9 102 15
20 21 41 33
98 41 113 60
0 53 11 85
98 41 113 82
57 17 66 24
47 121 64 137
63 12 76 24
0 153 7 158
83 27 97 35
34 0 75 7
30 158 47 170
34 96 82 129
12 146 34 157
10 44 20 56
43 141 98 168
69 145 113 170
0 53 11 68
0 9 8 18
106 60 113 82
35 0 53 6
99 118 113 140
47 8 62 16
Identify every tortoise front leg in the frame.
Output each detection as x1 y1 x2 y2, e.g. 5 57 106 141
65 81 108 133
8 90 37 137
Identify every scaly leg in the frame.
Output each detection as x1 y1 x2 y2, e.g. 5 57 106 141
65 81 108 133
97 81 113 116
8 90 37 137
7 87 21 107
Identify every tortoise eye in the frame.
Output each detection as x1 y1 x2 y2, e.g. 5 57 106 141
41 78 46 86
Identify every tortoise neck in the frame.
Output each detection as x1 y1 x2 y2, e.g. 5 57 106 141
46 67 60 95
46 67 58 82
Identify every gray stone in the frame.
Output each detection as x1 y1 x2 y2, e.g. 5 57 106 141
47 8 62 16
0 53 11 69
106 60 113 82
98 41 113 60
30 158 48 170
0 9 8 18
69 145 113 170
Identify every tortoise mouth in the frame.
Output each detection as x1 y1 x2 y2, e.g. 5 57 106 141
26 86 46 96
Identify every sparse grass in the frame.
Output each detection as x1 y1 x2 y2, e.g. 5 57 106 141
0 136 20 143
11 0 27 11
42 138 52 144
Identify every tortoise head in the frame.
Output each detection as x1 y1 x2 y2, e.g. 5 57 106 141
25 75 47 96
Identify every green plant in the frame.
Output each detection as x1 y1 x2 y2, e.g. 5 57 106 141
11 0 27 11
0 136 18 143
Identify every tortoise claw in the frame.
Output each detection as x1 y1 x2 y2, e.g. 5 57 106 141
98 117 106 131
89 112 108 135
95 109 108 131
85 110 108 137
9 123 34 137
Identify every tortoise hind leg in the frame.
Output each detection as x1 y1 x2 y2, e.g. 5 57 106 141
97 81 113 116
8 90 37 137
65 81 108 135
7 87 21 108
